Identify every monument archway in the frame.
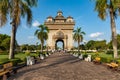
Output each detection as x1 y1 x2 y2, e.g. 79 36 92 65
55 31 64 50
55 39 64 50
44 11 75 50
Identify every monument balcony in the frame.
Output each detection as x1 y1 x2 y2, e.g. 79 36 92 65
53 35 68 39
44 21 75 25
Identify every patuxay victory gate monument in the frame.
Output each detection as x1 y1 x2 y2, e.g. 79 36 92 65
44 11 75 50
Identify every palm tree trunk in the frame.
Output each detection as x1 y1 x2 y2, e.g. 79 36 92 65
9 24 16 59
110 9 118 58
41 43 43 53
78 40 80 53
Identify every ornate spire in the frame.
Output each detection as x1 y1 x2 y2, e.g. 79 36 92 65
57 11 63 16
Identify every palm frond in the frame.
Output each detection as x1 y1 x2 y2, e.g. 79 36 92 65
95 0 107 20
34 24 49 46
34 29 39 35
25 0 38 7
73 27 85 43
94 0 120 19
21 2 32 26
13 0 21 27
0 0 9 27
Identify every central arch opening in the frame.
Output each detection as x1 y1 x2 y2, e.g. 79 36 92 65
55 39 64 50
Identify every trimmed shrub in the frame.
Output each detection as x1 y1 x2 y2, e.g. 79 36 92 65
35 53 40 58
36 51 40 56
83 53 88 59
25 51 31 56
23 57 27 63
116 59 120 64
100 57 113 63
91 52 100 61
106 50 113 54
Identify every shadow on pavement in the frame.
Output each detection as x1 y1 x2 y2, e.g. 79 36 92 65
9 53 81 80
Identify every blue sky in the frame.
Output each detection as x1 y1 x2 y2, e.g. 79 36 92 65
0 0 120 46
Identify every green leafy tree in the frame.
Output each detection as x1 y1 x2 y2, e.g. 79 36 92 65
117 34 120 49
108 34 120 49
0 34 11 51
86 40 107 50
35 25 49 53
1 37 10 51
0 0 37 59
20 44 28 51
94 40 107 50
93 0 120 58
79 44 85 50
20 44 36 51
107 41 113 49
28 45 37 51
73 27 85 53
86 40 96 50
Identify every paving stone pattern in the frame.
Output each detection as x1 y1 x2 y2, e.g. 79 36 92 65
9 52 120 80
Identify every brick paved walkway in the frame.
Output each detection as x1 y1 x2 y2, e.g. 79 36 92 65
9 52 120 80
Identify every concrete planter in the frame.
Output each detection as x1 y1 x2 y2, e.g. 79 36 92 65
26 56 35 65
79 54 83 60
48 53 50 55
73 54 76 57
84 55 91 62
40 54 44 60
45 54 49 57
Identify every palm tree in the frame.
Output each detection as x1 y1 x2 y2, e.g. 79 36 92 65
35 24 49 53
0 0 37 59
73 27 85 53
93 0 120 58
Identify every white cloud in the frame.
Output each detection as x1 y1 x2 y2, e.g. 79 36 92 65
32 20 40 27
83 40 87 43
28 36 35 39
96 38 104 41
90 32 103 38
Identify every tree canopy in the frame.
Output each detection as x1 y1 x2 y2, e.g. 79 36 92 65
35 24 49 53
0 34 18 51
86 40 107 50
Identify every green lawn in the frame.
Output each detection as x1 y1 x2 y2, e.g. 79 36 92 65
87 52 114 58
15 53 27 60
86 52 120 63
0 52 116 60
0 52 39 60
99 53 113 58
0 52 119 64
0 53 26 60
0 54 8 60
0 52 39 65
0 53 26 64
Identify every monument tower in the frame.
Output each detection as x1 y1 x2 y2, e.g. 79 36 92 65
44 11 75 50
